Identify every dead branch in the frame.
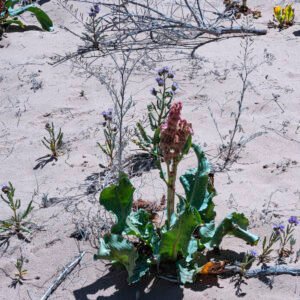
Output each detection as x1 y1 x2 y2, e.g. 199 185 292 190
226 265 300 278
40 251 85 300
158 265 300 284
55 0 267 64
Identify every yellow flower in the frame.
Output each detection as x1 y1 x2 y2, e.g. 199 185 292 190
274 5 282 15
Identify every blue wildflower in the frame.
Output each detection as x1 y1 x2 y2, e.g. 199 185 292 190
273 224 285 234
249 250 258 257
1 183 10 194
288 216 299 226
89 4 100 17
156 77 164 87
158 66 169 76
171 82 179 91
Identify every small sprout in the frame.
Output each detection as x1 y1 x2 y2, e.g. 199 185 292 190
12 255 28 286
42 122 64 158
79 90 85 97
98 109 117 167
0 182 34 239
240 250 257 274
258 227 281 265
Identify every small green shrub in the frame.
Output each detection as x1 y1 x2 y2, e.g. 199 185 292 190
258 217 299 264
0 182 33 237
42 122 64 158
273 4 294 28
95 101 259 284
12 255 28 286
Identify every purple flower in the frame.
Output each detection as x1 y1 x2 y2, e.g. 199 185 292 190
171 82 179 91
1 183 10 194
89 4 100 17
89 11 96 17
249 250 258 257
151 88 158 96
156 77 164 87
167 71 175 79
94 4 100 13
101 109 113 121
158 66 169 76
273 224 285 234
288 216 299 226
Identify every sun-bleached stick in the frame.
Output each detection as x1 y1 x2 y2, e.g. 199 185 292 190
226 265 300 278
40 251 86 300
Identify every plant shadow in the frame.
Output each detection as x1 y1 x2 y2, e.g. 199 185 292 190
73 266 222 300
293 30 300 37
6 25 43 33
124 152 158 177
33 155 57 170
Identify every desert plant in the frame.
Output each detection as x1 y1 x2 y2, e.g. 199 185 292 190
94 101 259 284
12 255 28 286
134 67 179 158
273 4 294 28
0 182 33 237
42 122 64 158
258 217 299 264
98 109 117 167
0 0 53 33
257 226 281 265
278 216 298 261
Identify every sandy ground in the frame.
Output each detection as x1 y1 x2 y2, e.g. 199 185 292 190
0 0 300 299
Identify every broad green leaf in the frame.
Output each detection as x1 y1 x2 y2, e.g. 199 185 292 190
205 213 259 249
125 209 159 254
159 205 201 261
94 234 141 283
100 173 135 234
7 5 53 31
26 7 53 31
180 144 216 222
5 0 19 9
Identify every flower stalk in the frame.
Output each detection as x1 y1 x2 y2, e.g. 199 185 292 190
159 102 192 226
